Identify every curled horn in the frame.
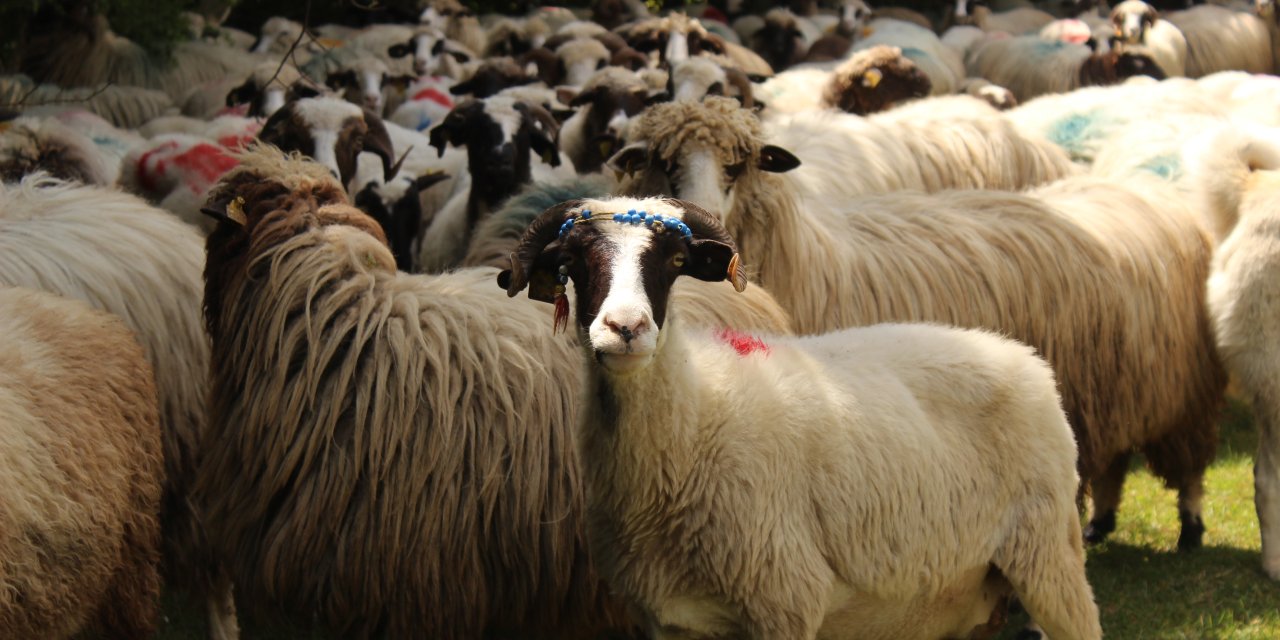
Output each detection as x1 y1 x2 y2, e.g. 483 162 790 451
723 66 756 110
664 197 748 292
361 110 400 181
522 101 561 139
501 198 585 297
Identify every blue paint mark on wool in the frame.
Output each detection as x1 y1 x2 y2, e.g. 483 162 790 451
1138 154 1181 180
1031 39 1069 56
899 47 927 63
1047 112 1099 161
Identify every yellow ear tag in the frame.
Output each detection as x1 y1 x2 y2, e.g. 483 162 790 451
861 26 875 38
226 196 247 225
598 139 614 158
727 253 747 292
862 68 883 89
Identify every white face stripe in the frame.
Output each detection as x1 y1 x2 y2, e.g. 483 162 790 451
675 148 729 220
483 97 525 149
566 60 600 88
606 109 629 136
312 130 341 177
414 33 437 69
956 0 968 17
1122 13 1143 39
262 89 286 116
666 31 690 63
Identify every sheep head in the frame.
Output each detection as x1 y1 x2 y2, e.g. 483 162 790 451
499 197 745 371
1078 49 1166 88
200 144 389 339
608 97 799 220
429 96 561 189
824 45 931 115
752 9 807 72
258 97 400 187
1110 0 1158 45
225 62 323 118
352 170 451 272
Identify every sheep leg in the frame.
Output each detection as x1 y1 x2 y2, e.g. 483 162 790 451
206 576 242 640
1175 475 1206 551
1083 453 1128 545
997 513 1101 640
1257 401 1280 580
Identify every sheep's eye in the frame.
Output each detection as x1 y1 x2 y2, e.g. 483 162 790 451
670 253 685 268
725 161 747 181
596 60 607 70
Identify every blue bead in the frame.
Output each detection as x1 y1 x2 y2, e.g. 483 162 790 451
627 209 636 216
652 214 663 222
613 213 625 221
638 211 646 219
581 210 591 219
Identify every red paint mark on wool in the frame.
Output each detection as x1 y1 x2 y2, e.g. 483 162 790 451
171 144 238 193
412 87 453 109
715 328 770 357
135 140 181 194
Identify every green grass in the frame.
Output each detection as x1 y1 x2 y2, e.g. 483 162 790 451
157 399 1280 639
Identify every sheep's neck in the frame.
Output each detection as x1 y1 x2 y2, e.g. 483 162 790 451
465 150 532 227
579 321 707 500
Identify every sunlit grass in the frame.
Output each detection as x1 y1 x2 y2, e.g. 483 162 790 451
158 401 1280 639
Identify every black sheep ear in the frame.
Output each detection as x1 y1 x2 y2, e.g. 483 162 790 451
225 79 256 107
325 71 355 91
683 238 742 290
292 82 321 99
606 143 650 177
448 77 477 96
758 145 800 173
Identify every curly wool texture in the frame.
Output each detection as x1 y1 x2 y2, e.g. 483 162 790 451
631 96 760 168
0 175 215 600
0 118 118 185
0 286 163 639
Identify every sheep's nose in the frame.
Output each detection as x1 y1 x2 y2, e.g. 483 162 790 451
414 59 429 74
604 315 648 342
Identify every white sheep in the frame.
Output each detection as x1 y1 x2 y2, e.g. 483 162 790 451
1186 123 1280 580
613 97 1227 550
193 145 791 638
119 133 240 233
966 35 1167 102
1164 5 1272 76
0 174 235 638
1110 0 1188 77
0 116 120 185
0 286 164 639
499 195 1102 640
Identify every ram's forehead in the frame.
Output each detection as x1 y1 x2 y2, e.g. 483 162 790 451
578 197 687 221
293 98 364 129
481 96 525 137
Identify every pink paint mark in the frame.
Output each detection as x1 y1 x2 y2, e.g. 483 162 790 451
171 143 238 193
412 87 453 109
714 328 771 357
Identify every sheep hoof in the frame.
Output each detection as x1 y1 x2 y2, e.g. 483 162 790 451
1083 510 1116 545
1177 509 1205 551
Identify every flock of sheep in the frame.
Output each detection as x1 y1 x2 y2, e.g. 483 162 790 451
2 0 1280 637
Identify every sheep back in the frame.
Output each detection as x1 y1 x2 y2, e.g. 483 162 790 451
0 176 214 597
0 286 163 639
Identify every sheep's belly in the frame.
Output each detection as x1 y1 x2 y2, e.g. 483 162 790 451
818 564 1010 640
648 595 738 638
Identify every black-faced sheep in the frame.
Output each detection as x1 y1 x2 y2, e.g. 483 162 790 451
559 68 660 174
1110 0 1188 77
257 96 399 187
499 196 1102 640
193 145 790 639
0 174 232 638
0 285 164 639
223 62 323 118
823 45 932 114
613 97 1227 549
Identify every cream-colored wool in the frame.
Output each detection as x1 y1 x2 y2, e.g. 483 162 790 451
619 100 1226 544
0 175 231 635
1165 5 1272 77
544 197 1099 639
0 286 163 639
0 117 119 185
1188 124 1280 580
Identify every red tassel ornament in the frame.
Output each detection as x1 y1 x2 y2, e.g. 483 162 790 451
553 285 569 334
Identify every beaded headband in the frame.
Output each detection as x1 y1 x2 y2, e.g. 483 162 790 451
549 206 695 334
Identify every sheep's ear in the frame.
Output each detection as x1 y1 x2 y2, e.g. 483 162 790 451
201 194 247 226
606 143 649 177
644 90 670 105
497 244 562 303
758 145 800 173
388 41 413 58
429 109 466 156
448 77 477 96
556 86 580 105
225 79 256 107
413 170 450 191
683 238 740 287
292 82 321 99
325 71 355 91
